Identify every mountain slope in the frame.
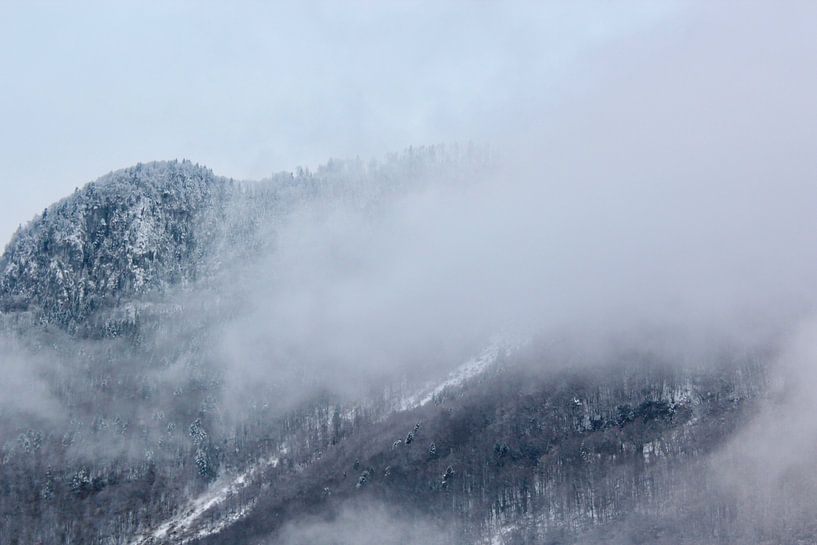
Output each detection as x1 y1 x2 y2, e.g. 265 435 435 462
0 160 234 332
0 151 796 545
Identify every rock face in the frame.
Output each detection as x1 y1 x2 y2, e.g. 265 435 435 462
0 150 794 545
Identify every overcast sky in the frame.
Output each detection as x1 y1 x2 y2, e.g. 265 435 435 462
0 1 678 243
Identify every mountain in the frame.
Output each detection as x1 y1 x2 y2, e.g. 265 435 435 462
0 150 803 545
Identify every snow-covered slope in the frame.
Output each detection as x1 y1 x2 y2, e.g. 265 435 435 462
130 454 281 545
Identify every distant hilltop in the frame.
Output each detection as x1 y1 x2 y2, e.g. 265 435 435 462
0 146 489 333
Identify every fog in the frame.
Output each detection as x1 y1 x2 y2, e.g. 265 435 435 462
272 501 453 545
709 319 817 536
0 1 670 243
202 6 817 539
211 2 817 406
4 2 817 543
0 335 62 423
6 0 817 460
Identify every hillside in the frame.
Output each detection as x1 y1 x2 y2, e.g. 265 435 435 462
0 151 799 545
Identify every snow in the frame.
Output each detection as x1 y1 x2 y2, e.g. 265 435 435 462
129 335 526 544
128 455 279 545
488 521 520 545
400 334 528 411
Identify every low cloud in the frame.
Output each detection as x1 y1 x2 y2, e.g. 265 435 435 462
273 501 453 545
0 334 62 423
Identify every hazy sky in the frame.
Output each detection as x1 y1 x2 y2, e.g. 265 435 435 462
0 1 675 243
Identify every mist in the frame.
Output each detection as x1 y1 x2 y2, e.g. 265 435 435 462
272 501 453 545
210 2 817 409
0 1 671 242
3 2 817 543
0 335 62 423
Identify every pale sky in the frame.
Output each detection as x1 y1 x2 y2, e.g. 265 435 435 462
0 1 674 243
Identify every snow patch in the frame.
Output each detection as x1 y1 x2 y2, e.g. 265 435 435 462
129 455 279 545
130 335 526 544
400 334 527 411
